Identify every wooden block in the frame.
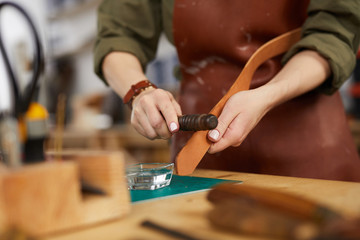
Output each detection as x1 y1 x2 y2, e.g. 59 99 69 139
0 152 130 236
73 152 131 225
3 162 81 235
0 164 9 233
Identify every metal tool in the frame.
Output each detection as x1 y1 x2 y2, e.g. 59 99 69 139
178 114 218 131
141 220 201 240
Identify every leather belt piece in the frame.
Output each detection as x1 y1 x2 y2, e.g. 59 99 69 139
175 28 302 175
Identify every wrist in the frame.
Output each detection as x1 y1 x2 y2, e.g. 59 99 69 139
123 80 157 108
253 81 286 113
259 67 303 110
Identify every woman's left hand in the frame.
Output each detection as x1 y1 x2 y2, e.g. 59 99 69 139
207 50 331 154
207 88 271 153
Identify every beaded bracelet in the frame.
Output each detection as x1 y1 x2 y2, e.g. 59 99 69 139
123 80 157 108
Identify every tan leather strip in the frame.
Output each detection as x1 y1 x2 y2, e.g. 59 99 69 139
175 28 302 175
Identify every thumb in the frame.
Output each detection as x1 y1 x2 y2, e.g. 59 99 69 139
208 113 231 142
208 102 239 142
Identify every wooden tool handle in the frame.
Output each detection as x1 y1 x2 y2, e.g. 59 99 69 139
207 183 342 224
175 28 302 175
208 198 316 240
178 114 218 131
208 184 360 240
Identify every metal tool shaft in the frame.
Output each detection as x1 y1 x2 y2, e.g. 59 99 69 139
178 114 218 131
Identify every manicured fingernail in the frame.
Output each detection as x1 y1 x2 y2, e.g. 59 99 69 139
209 130 219 140
170 122 178 132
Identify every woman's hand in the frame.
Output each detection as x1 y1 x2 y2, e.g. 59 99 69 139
102 51 182 140
207 88 271 153
207 50 331 154
131 87 182 140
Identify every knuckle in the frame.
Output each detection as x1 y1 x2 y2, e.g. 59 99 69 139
224 98 236 110
156 125 171 139
149 116 163 129
162 104 174 116
159 132 171 140
145 129 157 140
138 95 151 106
233 139 242 147
131 108 141 119
231 131 245 147
147 134 157 140
154 89 170 100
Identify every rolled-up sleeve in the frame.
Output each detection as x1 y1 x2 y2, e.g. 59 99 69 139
94 0 163 83
282 0 360 94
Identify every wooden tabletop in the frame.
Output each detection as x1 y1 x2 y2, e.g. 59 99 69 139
45 169 360 240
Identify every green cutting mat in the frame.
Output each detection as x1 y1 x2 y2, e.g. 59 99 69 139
130 175 241 203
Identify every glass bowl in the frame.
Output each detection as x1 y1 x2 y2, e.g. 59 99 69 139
126 163 174 190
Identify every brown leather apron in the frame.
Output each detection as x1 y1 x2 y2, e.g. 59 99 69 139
171 0 360 181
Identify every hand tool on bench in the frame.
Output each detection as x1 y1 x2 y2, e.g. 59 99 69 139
207 183 342 223
208 197 315 240
207 183 348 240
175 28 302 175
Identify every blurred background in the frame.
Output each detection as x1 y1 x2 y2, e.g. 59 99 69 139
1 0 360 164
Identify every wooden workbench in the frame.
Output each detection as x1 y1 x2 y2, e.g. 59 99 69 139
45 169 360 240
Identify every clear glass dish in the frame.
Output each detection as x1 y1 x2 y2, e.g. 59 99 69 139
126 163 174 190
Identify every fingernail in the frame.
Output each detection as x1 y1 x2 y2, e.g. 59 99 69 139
209 130 219 140
170 122 178 132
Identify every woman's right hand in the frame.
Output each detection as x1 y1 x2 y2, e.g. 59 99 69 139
130 87 182 140
102 52 182 140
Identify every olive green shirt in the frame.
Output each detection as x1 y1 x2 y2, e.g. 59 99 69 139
94 0 360 94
